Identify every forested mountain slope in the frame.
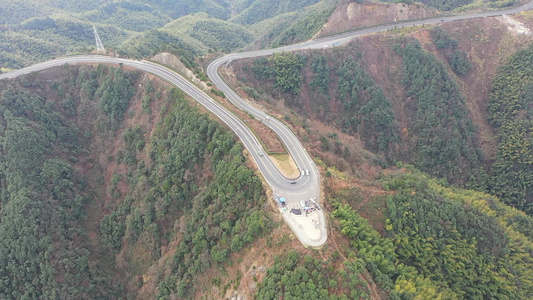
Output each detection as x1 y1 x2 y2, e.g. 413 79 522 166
254 164 533 299
159 13 255 53
332 167 533 299
2 1 533 299
230 0 323 25
0 65 270 298
228 15 533 212
0 67 130 298
487 45 533 215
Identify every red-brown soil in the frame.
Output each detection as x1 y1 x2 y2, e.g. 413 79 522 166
317 1 437 38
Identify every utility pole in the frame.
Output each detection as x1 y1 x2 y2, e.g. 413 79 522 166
93 24 105 55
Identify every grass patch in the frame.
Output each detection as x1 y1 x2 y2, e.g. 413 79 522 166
270 153 300 178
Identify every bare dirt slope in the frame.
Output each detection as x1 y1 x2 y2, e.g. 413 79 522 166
316 1 437 38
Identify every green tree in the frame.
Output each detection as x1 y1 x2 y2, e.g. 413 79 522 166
271 52 304 94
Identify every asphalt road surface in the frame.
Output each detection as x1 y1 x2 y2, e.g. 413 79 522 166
1 0 532 247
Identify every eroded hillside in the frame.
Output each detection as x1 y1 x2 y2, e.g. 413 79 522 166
316 1 437 37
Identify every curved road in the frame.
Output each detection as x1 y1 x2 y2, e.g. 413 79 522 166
0 56 327 246
1 1 532 247
206 0 533 246
0 56 292 190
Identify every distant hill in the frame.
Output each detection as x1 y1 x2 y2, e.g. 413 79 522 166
1 0 521 70
230 0 323 25
125 12 255 54
0 0 336 69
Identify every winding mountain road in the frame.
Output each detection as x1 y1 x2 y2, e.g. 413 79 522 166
1 0 532 247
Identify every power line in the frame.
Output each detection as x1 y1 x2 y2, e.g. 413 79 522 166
93 24 105 54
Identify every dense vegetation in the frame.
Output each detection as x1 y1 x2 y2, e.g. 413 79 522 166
159 13 256 53
0 72 124 298
395 41 481 184
0 18 130 69
249 0 336 49
95 66 138 127
258 167 533 299
334 56 399 158
387 169 533 298
414 0 475 11
118 29 203 59
333 203 454 299
252 53 305 94
231 0 323 25
242 40 481 179
256 250 372 299
431 28 472 76
0 0 228 26
331 167 533 299
487 44 533 215
101 88 271 298
269 6 335 47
